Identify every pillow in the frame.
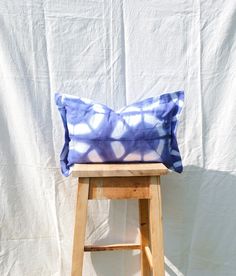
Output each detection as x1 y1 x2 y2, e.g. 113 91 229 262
55 90 184 176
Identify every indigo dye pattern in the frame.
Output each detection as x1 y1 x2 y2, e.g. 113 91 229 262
55 91 184 176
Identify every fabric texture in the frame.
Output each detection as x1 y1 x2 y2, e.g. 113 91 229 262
55 91 184 176
1 1 236 276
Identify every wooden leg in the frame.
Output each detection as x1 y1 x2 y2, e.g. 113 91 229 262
71 177 90 276
139 199 151 276
149 176 165 276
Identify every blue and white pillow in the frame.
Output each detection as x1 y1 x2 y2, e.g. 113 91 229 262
55 91 184 176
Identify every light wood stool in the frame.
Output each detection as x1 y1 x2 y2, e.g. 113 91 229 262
71 163 168 276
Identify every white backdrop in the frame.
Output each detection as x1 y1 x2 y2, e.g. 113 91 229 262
1 0 236 275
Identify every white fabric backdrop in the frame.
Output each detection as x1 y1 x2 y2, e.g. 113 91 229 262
1 0 236 275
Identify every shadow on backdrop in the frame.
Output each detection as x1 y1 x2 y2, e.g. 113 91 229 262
87 165 236 276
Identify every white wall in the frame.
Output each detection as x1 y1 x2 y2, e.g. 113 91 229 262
0 0 236 275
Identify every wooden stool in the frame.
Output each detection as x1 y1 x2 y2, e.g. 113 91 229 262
71 163 168 276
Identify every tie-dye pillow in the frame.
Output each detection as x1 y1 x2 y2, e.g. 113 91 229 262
55 91 184 176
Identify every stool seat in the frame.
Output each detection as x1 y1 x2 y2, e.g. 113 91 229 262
72 163 168 177
71 163 168 276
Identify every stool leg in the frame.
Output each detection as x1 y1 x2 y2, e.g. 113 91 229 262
71 177 90 276
139 199 151 276
149 176 165 276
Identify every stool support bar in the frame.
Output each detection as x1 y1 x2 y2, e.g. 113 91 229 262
84 243 141 251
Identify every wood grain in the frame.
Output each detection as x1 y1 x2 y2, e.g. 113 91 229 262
149 176 165 276
88 177 150 199
71 178 89 276
84 243 141 251
139 199 151 275
72 163 168 177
